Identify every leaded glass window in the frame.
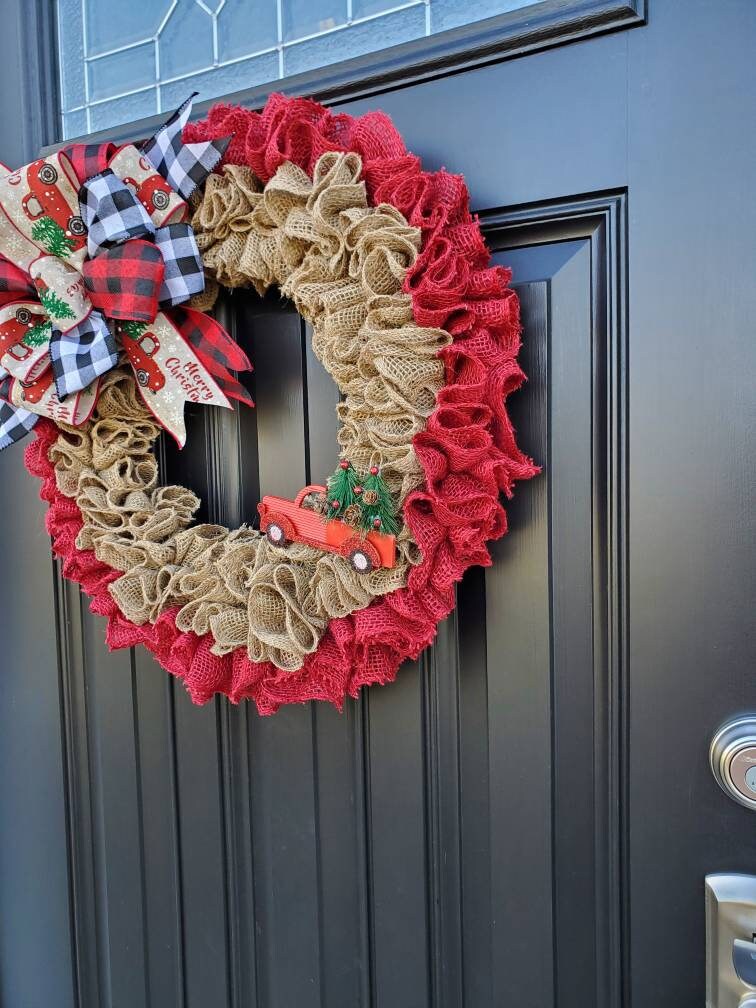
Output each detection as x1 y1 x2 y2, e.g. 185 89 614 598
57 0 536 137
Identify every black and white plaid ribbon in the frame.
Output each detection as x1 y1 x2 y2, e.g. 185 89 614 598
155 223 205 306
49 310 119 399
80 169 155 258
0 370 38 450
141 92 231 201
78 171 206 312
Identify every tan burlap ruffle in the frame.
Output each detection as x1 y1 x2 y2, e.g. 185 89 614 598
50 152 451 671
193 153 450 497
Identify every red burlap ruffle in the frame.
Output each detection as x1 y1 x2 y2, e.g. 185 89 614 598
26 94 538 713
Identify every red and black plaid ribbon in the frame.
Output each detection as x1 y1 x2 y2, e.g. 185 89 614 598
171 306 254 407
0 254 35 309
82 239 164 322
61 142 116 186
78 173 206 314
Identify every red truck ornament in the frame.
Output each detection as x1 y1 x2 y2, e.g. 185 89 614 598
258 484 396 573
21 160 87 252
18 366 54 405
122 170 173 217
0 304 52 382
0 306 37 357
120 328 165 393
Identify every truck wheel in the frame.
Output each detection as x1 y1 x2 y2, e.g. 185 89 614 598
135 369 149 387
344 536 380 574
15 307 31 325
152 190 170 210
39 163 58 184
264 513 294 547
68 215 86 236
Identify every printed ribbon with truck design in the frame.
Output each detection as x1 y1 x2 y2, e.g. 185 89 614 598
0 94 252 450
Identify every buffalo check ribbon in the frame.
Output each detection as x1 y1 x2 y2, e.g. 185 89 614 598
142 92 230 200
0 367 38 450
0 96 248 450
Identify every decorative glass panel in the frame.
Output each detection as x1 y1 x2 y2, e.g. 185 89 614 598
56 0 538 138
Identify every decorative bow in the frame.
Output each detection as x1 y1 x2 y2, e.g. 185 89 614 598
0 94 252 451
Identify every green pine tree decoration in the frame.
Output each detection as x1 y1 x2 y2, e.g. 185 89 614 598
37 285 75 322
31 216 75 258
326 460 360 521
119 320 148 341
22 319 52 348
360 465 400 537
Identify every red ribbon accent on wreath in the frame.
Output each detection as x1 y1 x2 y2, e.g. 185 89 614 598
170 306 253 407
60 142 116 185
81 239 164 322
0 255 35 307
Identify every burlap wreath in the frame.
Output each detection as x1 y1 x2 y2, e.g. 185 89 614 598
48 151 449 671
26 94 538 711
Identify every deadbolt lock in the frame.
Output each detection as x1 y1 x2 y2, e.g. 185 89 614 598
710 717 756 810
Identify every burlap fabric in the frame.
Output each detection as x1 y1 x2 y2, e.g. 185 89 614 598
48 152 451 672
194 152 450 496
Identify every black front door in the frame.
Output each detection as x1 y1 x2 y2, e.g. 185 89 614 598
1 3 754 1006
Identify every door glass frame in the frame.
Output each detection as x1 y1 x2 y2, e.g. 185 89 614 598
45 0 644 148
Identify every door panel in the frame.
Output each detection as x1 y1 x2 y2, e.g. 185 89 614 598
626 4 756 1003
1 3 754 1007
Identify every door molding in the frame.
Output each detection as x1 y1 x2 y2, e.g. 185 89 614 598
20 0 60 154
481 191 630 1006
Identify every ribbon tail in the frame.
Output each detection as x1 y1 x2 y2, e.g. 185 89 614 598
0 400 38 450
49 311 119 399
141 93 231 200
0 373 38 450
169 305 253 407
125 311 231 448
131 372 186 448
171 305 252 372
191 350 254 408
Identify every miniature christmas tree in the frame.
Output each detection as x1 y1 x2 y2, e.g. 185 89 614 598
37 285 75 322
360 465 400 537
22 319 52 348
31 216 75 258
326 459 360 521
119 321 147 341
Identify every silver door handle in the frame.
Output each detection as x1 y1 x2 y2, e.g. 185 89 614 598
733 938 756 987
707 875 756 1007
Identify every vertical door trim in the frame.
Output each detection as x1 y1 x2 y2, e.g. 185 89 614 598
20 0 60 155
481 190 630 1007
